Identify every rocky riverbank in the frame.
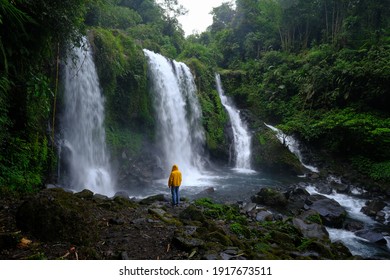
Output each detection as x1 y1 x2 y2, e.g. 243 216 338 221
3 183 387 260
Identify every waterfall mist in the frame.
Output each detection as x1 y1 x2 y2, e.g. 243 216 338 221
215 73 252 172
59 38 115 196
143 50 206 185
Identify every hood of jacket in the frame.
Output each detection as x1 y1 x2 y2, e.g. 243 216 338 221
171 164 179 171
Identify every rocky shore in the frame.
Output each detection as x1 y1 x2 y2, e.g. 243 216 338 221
0 183 388 260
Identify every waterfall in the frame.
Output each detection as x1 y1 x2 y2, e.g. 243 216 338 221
143 49 205 185
60 37 114 196
215 74 252 171
264 123 319 173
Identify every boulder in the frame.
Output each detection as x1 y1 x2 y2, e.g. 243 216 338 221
251 188 288 208
284 186 310 215
292 218 329 240
16 188 98 245
306 194 347 228
361 199 386 217
355 229 387 245
256 210 274 222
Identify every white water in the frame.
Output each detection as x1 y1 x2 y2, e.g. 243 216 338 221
60 38 114 196
264 123 319 173
215 74 253 172
306 182 390 258
143 50 206 186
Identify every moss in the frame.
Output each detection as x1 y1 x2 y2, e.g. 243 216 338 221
230 223 252 239
206 231 233 246
305 213 322 224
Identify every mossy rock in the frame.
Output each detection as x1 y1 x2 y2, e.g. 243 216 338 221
16 188 98 245
206 231 233 246
251 187 288 208
179 205 206 223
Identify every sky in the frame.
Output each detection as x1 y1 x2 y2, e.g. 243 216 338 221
176 0 231 36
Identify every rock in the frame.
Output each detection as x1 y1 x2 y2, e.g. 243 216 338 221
109 218 125 225
139 194 167 205
375 211 386 223
292 218 329 240
355 229 387 244
16 188 98 245
255 210 274 222
330 182 350 194
251 188 288 208
93 193 109 201
361 199 386 217
179 205 206 222
121 251 129 260
284 186 310 215
74 189 94 199
344 220 364 232
305 194 347 228
307 172 320 179
173 236 205 251
114 191 130 199
243 202 257 213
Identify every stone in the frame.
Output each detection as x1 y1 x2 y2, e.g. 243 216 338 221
251 188 288 208
16 188 98 245
306 194 347 228
292 218 329 240
355 229 387 244
256 210 274 222
361 199 386 217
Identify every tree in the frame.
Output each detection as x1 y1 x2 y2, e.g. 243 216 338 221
157 0 188 36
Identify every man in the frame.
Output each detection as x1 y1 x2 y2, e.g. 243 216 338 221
168 164 182 207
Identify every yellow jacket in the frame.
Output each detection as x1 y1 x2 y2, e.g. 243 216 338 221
168 164 182 187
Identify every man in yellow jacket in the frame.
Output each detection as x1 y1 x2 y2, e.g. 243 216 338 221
168 164 182 207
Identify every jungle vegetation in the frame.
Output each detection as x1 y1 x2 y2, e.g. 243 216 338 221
1 0 389 192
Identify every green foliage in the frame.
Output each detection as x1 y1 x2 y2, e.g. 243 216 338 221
86 1 142 29
351 157 390 183
0 135 49 192
194 198 247 224
91 28 153 131
230 222 252 239
106 127 143 159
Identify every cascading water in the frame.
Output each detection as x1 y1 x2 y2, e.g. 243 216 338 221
215 73 252 171
264 123 319 173
59 37 114 196
143 49 205 185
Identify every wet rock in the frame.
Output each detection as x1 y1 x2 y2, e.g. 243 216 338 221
114 191 130 199
305 194 347 228
74 189 94 200
284 186 310 215
344 220 364 232
375 211 386 223
292 218 329 240
197 187 215 196
361 199 386 217
256 210 274 222
330 181 350 194
139 194 167 205
251 188 288 208
355 229 387 244
179 205 206 222
242 202 257 213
